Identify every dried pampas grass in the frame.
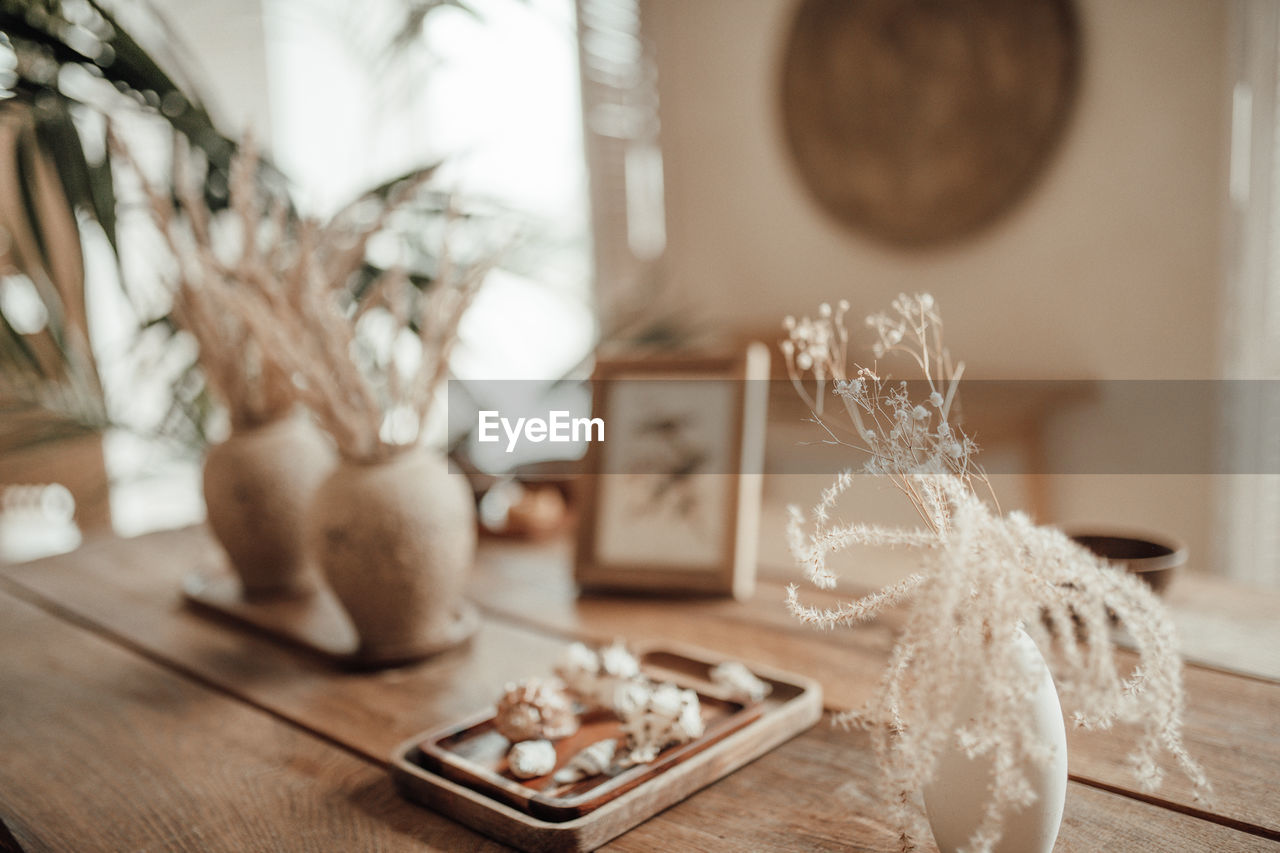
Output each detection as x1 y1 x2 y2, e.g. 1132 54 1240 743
783 294 1210 852
113 131 490 460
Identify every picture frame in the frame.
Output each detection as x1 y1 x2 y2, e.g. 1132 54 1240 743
574 343 770 599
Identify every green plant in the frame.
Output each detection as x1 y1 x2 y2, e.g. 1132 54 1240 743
0 0 246 456
0 0 464 457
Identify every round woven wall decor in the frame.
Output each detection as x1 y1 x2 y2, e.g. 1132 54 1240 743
779 0 1080 248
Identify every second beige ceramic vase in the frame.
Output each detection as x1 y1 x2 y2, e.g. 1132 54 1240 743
306 446 478 662
203 413 334 599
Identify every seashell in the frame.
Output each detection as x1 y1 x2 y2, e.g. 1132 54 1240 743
507 739 557 779
710 661 771 703
494 677 579 743
556 640 646 714
619 682 704 765
552 738 617 784
555 642 600 699
611 679 654 717
598 640 640 679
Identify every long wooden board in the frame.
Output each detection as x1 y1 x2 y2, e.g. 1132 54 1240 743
182 563 480 668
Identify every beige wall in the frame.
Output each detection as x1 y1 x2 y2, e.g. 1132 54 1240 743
644 0 1232 573
162 0 274 138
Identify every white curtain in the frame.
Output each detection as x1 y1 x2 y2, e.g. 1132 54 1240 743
1219 0 1280 586
577 0 667 320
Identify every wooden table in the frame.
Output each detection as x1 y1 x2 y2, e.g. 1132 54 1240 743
0 526 1276 851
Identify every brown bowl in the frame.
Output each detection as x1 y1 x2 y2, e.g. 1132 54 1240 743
1067 530 1187 596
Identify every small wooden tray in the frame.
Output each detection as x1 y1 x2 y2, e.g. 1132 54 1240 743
182 560 479 670
391 644 823 852
420 688 759 823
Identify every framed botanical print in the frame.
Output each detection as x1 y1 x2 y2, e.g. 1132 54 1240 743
574 344 770 599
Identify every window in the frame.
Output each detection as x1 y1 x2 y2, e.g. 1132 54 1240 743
263 0 595 386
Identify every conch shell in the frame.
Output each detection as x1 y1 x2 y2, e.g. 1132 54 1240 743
552 738 618 784
494 677 579 742
507 739 557 779
709 661 771 703
619 682 704 765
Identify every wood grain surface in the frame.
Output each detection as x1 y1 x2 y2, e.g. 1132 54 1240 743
1 525 1276 850
604 723 1275 853
467 539 1280 841
0 816 22 853
0 592 500 853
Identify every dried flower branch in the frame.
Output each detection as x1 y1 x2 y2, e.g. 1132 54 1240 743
782 295 988 536
783 294 1210 852
113 131 490 461
110 131 297 430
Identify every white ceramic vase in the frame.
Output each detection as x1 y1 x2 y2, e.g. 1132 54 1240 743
923 628 1068 853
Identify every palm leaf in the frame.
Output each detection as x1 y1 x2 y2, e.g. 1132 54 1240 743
12 114 50 269
0 9 94 68
0 308 47 380
14 110 91 364
32 98 118 254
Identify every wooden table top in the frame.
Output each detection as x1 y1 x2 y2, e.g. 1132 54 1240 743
0 526 1276 852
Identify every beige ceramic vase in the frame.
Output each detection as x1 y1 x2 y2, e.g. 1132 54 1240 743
202 413 335 599
306 445 478 662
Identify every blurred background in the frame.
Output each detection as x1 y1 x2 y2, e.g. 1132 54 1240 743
1 0 1277 615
